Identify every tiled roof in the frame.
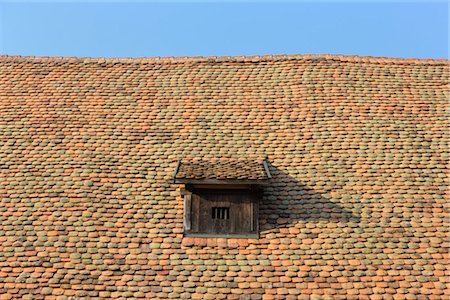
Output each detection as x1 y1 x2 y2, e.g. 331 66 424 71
0 54 449 299
174 157 270 182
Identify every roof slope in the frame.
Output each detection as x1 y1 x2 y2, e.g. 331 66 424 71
174 157 270 182
0 54 449 299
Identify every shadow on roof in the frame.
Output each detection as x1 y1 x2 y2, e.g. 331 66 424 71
259 166 360 233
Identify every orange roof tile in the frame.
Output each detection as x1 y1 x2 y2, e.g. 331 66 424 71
0 54 448 299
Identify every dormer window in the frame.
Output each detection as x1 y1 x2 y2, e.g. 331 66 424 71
173 157 271 238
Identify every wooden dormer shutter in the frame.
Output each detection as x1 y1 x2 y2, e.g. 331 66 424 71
191 188 257 235
173 157 271 238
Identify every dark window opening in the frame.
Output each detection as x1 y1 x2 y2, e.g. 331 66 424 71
212 207 229 220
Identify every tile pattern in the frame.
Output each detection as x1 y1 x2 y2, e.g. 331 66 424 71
174 157 269 181
0 54 449 299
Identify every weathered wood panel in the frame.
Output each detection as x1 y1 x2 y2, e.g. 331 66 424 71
186 188 258 236
183 194 192 231
191 194 200 232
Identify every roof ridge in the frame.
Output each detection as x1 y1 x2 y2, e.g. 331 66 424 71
0 53 448 65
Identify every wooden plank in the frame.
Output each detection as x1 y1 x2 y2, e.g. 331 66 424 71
233 194 240 233
183 194 192 231
192 194 200 232
263 160 272 179
253 195 259 234
199 192 213 233
242 193 252 232
250 194 254 231
172 159 181 183
214 193 221 233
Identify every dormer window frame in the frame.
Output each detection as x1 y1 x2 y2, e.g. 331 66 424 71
181 184 261 238
173 158 272 239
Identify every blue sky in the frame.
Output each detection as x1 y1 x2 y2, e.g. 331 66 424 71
0 1 448 59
